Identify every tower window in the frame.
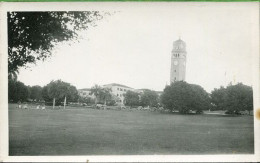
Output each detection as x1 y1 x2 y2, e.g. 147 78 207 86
174 70 176 72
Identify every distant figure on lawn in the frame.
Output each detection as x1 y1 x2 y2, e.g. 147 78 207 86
41 104 46 110
22 103 28 109
17 100 21 109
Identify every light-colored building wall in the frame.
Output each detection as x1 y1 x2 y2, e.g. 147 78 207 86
103 83 135 105
78 88 95 99
79 84 162 106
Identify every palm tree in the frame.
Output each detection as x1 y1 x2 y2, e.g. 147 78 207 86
102 87 112 105
90 84 102 105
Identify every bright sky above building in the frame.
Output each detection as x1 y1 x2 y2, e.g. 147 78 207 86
17 3 258 92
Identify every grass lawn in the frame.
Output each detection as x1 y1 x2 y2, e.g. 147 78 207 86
9 104 254 155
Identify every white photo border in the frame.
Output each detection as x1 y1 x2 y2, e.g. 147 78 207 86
0 2 259 162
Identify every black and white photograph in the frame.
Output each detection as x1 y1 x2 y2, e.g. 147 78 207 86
0 2 259 162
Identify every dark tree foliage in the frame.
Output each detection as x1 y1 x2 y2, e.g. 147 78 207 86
8 79 29 102
42 80 79 104
28 85 43 101
224 83 253 114
8 11 104 74
124 90 140 107
189 84 211 113
140 89 159 107
42 86 52 102
161 81 211 114
210 86 226 110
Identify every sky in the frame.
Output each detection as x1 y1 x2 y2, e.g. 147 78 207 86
17 3 257 92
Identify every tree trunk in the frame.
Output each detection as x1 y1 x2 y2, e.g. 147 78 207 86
95 97 97 105
53 98 55 109
64 96 66 109
104 99 107 110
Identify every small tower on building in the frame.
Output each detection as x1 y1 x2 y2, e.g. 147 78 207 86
170 38 187 83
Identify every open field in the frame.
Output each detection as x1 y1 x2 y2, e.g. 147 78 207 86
9 104 254 155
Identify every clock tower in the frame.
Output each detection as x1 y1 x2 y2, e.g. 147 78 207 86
170 38 187 83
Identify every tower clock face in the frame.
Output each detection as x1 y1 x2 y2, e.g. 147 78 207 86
174 61 178 65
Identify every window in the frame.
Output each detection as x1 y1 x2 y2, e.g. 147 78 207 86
117 88 119 90
174 70 176 72
117 94 119 96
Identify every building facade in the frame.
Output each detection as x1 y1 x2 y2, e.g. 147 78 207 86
78 88 95 99
170 39 187 83
103 83 135 105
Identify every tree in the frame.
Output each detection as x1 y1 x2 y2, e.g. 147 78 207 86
28 85 43 101
42 80 78 106
210 86 226 110
224 83 253 114
124 90 140 107
8 11 107 75
42 85 52 103
210 83 253 114
90 85 113 105
140 89 158 107
8 79 29 102
189 84 211 113
90 84 103 105
100 87 112 105
161 81 211 114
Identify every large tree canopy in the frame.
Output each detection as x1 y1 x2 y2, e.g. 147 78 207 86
8 11 105 74
124 90 140 107
160 81 211 114
8 79 29 102
28 85 43 101
211 83 253 114
42 80 79 104
140 89 159 107
210 86 226 110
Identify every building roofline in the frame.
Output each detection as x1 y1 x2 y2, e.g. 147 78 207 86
103 83 133 89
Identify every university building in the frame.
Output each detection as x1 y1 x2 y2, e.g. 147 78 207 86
78 83 136 105
103 83 135 104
